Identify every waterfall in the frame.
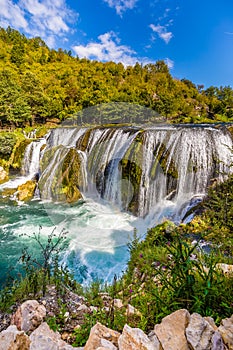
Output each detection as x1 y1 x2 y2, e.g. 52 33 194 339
0 137 46 191
22 138 46 177
38 125 233 223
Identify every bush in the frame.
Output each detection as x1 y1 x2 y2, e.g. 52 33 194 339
0 132 16 159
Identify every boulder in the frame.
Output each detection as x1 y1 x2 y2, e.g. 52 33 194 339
11 300 46 333
0 325 30 350
186 312 218 350
0 166 8 184
154 309 190 350
17 180 36 201
29 322 82 350
84 322 120 350
118 324 161 350
218 315 233 349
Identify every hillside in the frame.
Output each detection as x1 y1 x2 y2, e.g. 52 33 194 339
0 26 233 128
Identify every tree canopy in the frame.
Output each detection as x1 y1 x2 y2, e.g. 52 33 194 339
0 26 233 128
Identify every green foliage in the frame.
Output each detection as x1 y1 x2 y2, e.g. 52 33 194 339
0 132 16 159
117 223 233 330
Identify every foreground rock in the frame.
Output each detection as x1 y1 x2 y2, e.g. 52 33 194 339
0 325 30 350
118 324 160 350
30 322 82 350
2 301 233 349
84 322 120 350
11 300 46 333
218 315 233 349
186 313 224 350
154 309 190 350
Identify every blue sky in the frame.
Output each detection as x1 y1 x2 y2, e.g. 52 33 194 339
0 0 233 88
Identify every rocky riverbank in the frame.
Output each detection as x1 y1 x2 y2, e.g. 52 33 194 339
1 291 233 350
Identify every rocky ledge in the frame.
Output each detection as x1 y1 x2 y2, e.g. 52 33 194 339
1 298 233 350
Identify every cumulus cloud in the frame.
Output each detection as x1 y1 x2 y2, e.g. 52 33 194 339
73 32 134 65
103 0 137 16
150 23 173 44
0 0 78 46
73 31 154 67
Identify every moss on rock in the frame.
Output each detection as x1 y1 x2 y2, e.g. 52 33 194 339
0 166 9 184
17 180 37 201
11 139 32 170
120 131 144 215
60 148 83 203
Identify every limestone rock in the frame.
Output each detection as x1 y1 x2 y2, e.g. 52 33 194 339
0 166 8 184
0 325 30 350
126 304 142 317
113 298 124 309
17 180 36 201
154 309 190 350
186 312 216 350
118 324 161 350
211 331 225 350
216 263 233 275
11 299 46 333
84 322 120 350
218 315 233 349
29 322 81 350
204 317 218 331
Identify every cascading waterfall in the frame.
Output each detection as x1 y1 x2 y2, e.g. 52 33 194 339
37 125 233 223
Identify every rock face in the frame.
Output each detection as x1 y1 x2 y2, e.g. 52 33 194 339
11 300 46 333
0 166 8 184
118 324 161 350
154 309 190 350
17 180 36 201
0 325 30 350
84 322 120 350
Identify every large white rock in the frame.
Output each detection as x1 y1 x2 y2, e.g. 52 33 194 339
0 325 30 350
154 309 190 350
84 322 120 350
218 315 233 350
29 322 82 350
118 324 161 350
186 312 220 350
11 299 46 333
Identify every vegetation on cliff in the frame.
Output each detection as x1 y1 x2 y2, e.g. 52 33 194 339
0 26 233 128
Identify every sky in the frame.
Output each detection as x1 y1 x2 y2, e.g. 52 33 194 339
0 0 233 88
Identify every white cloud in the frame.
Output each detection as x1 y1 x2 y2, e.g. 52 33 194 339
150 24 173 44
0 0 28 29
165 58 174 69
103 0 137 16
0 0 78 46
73 31 153 66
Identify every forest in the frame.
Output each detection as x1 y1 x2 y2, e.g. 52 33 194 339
0 26 233 128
